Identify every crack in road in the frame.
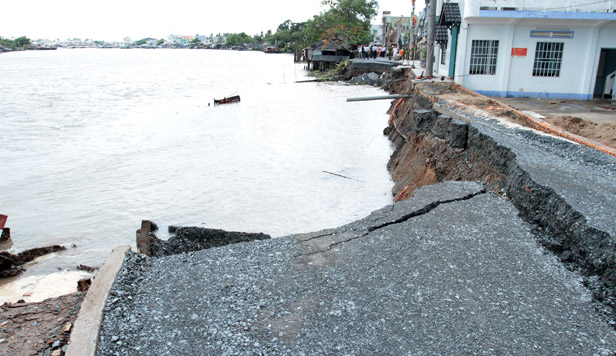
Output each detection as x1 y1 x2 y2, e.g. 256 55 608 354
367 189 486 232
296 232 336 242
296 189 486 257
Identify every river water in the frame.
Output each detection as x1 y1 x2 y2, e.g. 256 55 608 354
0 49 393 302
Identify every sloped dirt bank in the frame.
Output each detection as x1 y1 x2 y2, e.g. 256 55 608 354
385 80 616 323
0 293 83 356
386 111 507 201
390 80 616 151
547 115 616 149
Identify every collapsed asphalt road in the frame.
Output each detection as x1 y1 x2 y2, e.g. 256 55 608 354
95 83 616 355
97 181 616 355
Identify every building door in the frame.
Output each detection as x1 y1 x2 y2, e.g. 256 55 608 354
594 48 616 99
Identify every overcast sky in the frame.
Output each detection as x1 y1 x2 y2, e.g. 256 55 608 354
1 0 425 42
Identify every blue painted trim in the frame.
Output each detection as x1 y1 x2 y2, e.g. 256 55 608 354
449 26 459 78
474 90 593 100
479 10 616 21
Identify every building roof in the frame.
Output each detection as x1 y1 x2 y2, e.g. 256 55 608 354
439 3 461 27
312 39 350 52
435 25 449 44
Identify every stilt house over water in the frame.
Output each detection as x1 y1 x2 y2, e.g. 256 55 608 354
307 39 351 71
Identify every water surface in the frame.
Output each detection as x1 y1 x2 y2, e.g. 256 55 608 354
0 49 393 301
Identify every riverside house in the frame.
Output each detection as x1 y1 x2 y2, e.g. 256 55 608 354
307 39 351 71
431 0 616 100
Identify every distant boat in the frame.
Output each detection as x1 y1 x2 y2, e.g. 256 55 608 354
33 46 57 51
263 46 281 54
214 95 241 105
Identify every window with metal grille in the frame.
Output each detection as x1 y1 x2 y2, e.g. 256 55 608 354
532 42 563 77
469 40 499 75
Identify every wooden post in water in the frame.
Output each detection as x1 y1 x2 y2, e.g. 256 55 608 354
0 228 10 243
0 215 9 243
136 220 152 256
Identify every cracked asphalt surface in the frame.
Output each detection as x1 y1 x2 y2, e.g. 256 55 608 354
97 182 616 355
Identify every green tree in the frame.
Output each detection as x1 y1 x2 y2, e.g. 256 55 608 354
253 33 264 44
278 19 293 32
0 37 13 48
322 0 378 23
225 32 252 46
304 0 377 46
13 36 31 48
157 39 165 46
275 29 292 45
270 20 307 52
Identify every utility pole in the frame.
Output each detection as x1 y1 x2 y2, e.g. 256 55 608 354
410 0 416 62
426 0 437 76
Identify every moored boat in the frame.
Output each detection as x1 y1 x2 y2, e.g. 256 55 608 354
263 46 281 53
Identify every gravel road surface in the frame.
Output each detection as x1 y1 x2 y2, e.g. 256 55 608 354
97 182 616 355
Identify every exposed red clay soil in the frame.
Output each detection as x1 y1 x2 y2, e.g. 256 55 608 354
384 78 616 202
388 133 506 202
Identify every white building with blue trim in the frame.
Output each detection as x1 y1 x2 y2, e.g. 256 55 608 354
433 0 616 100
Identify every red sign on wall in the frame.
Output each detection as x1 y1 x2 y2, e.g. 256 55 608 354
511 48 528 57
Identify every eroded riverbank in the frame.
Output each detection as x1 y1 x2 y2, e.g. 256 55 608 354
381 74 616 322
6 61 616 355
93 65 616 355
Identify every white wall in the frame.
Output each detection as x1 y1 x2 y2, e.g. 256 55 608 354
456 22 616 99
371 25 383 44
598 26 616 48
478 0 524 9
433 46 449 79
462 0 481 18
506 25 593 98
473 0 613 13
459 24 508 93
444 0 616 99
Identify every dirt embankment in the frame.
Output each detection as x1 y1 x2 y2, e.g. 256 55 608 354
0 243 93 355
547 115 616 149
381 78 615 202
382 76 616 324
412 82 616 150
382 78 507 201
0 293 83 356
